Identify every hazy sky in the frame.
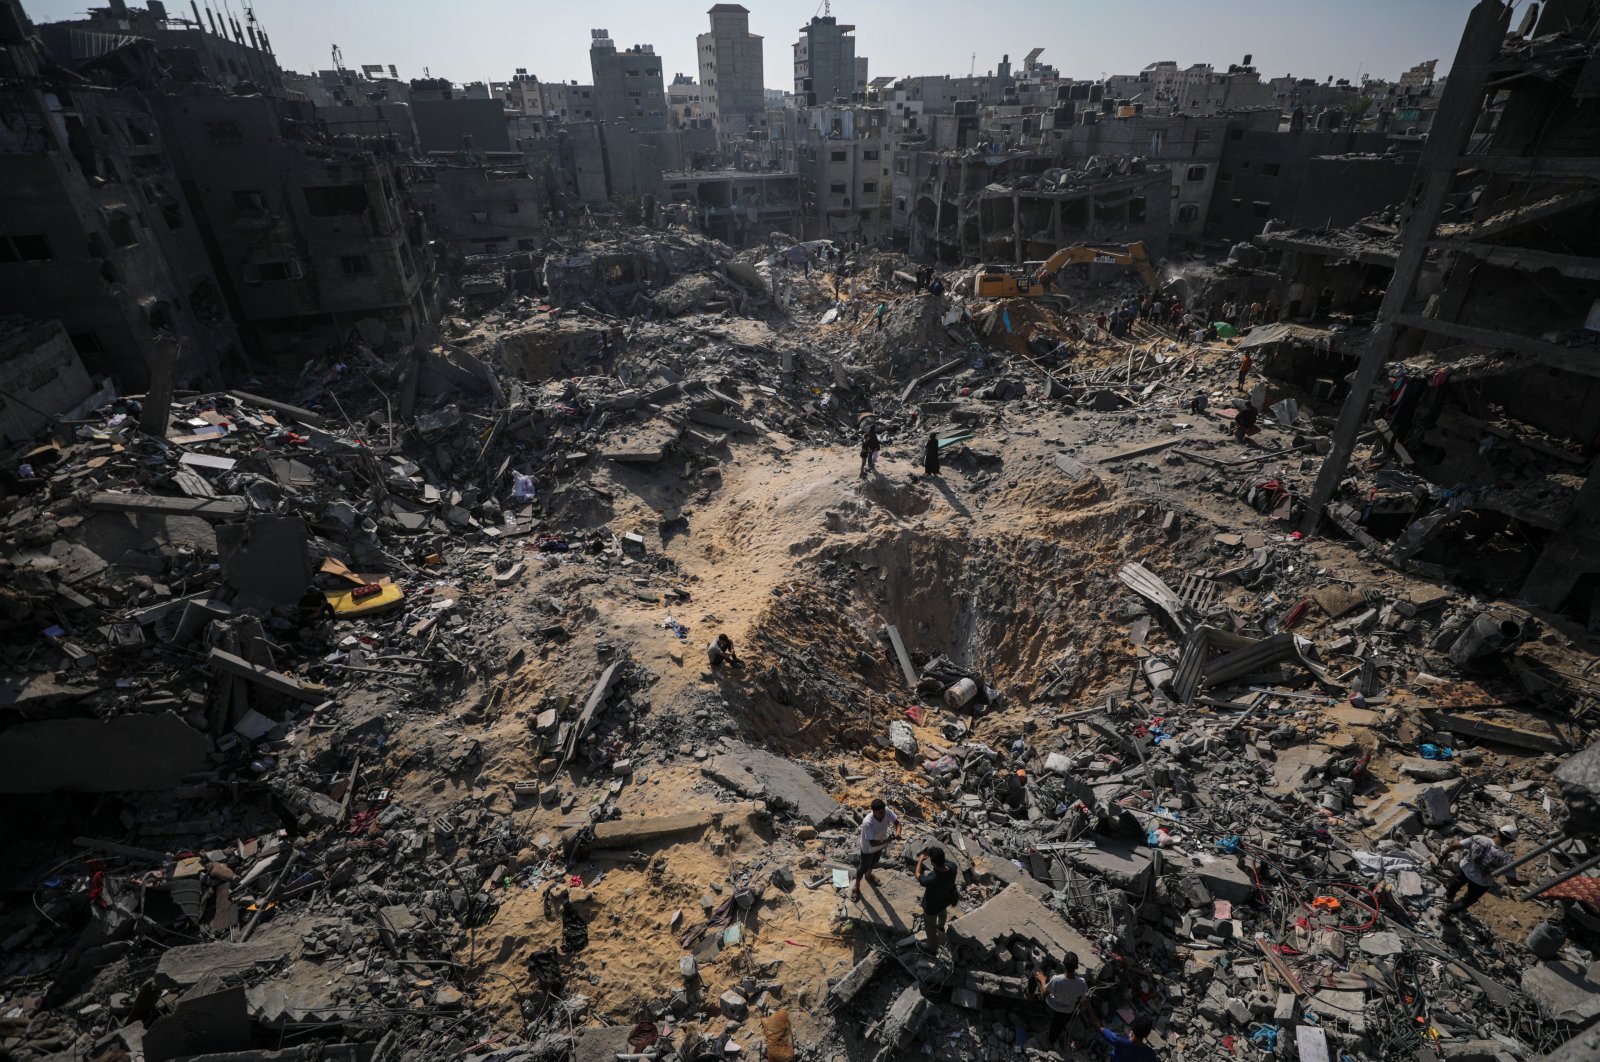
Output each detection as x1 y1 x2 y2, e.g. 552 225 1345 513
25 0 1479 89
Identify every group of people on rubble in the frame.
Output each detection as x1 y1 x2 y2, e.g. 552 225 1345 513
847 794 1160 1058
825 779 1529 1059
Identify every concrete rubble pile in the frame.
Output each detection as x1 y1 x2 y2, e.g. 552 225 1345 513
2 214 1600 1062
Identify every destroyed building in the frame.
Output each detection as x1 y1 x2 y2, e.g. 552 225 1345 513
1299 0 1600 616
5 2 1600 1062
892 148 1172 264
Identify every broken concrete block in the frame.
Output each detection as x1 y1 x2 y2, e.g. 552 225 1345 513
947 884 1101 971
872 984 931 1049
719 989 748 1019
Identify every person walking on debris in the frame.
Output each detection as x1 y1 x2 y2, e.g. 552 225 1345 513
1441 825 1520 915
923 433 941 476
859 422 881 478
1101 1016 1159 1062
851 798 900 901
1237 352 1252 391
914 845 959 950
873 302 887 332
707 633 740 670
1037 951 1097 1050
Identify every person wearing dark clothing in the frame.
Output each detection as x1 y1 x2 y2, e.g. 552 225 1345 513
1101 1017 1158 1062
915 846 959 949
923 433 941 476
859 424 881 478
1233 403 1259 441
928 276 944 299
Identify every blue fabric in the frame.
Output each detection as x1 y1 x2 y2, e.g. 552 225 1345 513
1101 1028 1158 1062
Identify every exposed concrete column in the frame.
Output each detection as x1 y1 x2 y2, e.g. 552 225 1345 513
1012 190 1022 265
1049 199 1062 245
139 333 180 438
1300 0 1511 533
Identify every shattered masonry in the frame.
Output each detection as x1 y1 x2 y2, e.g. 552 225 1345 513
2 1 1600 1062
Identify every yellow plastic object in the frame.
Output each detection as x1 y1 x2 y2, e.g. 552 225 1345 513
324 582 405 617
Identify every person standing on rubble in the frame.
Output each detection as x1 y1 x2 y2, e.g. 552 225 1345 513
1237 352 1253 391
1037 952 1098 1050
859 422 881 478
1441 825 1520 915
923 433 941 476
873 302 887 332
914 845 958 950
851 798 901 901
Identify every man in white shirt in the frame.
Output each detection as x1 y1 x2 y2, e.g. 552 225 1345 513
851 798 900 902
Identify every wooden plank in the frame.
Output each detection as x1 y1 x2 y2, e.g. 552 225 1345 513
90 492 247 519
884 624 917 688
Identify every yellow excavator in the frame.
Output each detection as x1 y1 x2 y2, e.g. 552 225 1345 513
974 241 1159 300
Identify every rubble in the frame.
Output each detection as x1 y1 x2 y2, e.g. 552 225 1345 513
2 12 1599 1062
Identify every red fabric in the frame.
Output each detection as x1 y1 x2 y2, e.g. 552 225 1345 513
1539 874 1600 912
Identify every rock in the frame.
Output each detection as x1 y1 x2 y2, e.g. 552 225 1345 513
887 720 919 758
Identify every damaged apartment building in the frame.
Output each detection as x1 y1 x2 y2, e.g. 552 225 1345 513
0 0 447 372
1219 0 1600 621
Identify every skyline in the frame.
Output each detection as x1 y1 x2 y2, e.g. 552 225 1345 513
22 0 1475 92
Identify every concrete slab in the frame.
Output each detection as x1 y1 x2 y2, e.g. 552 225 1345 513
701 742 843 827
844 870 922 936
1172 852 1256 904
1309 989 1367 1033
947 884 1101 972
155 940 290 990
1521 960 1600 1029
1063 839 1155 893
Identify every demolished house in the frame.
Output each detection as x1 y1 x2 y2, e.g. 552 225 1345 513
3 2 1600 1062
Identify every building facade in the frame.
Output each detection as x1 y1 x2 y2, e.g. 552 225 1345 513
698 4 766 144
589 30 666 131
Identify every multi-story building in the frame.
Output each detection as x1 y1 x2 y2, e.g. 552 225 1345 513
793 15 859 106
667 73 706 129
36 0 285 96
154 93 434 361
589 30 666 131
890 148 1171 265
0 44 244 389
773 105 890 241
698 3 766 144
1294 0 1600 615
661 170 801 246
405 159 544 262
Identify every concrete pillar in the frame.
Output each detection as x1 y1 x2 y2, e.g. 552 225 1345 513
1012 191 1022 265
139 333 180 438
1301 0 1511 532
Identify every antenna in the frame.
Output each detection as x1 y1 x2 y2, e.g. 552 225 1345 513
970 52 976 77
